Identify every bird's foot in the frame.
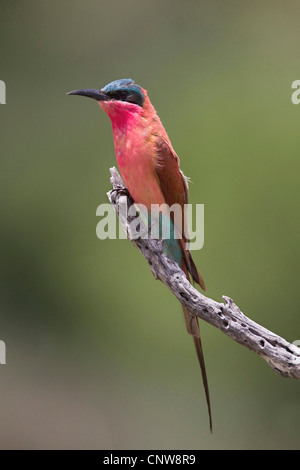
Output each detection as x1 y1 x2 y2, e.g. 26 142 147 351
110 186 131 204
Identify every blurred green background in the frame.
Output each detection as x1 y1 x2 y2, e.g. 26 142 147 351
0 0 299 449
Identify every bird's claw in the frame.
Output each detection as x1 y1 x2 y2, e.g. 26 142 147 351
110 186 131 203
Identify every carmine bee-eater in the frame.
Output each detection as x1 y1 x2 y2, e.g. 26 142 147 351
68 79 212 431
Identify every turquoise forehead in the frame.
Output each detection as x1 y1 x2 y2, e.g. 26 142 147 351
102 78 144 104
102 78 136 92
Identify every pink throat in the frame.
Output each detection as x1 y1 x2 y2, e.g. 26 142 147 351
99 100 142 133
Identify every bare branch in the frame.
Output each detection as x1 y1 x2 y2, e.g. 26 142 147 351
107 167 300 379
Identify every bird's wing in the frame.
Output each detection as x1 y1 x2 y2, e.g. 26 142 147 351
154 136 187 231
154 136 205 289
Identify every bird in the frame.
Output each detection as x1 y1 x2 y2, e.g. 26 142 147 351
67 79 212 431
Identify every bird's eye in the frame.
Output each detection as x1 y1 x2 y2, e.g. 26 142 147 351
117 90 128 100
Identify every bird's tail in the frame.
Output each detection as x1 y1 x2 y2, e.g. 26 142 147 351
180 255 212 433
162 217 212 431
182 303 213 433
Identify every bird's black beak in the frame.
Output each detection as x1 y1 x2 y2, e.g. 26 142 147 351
67 88 108 101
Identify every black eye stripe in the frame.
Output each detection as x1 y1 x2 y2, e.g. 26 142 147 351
117 91 128 99
106 88 144 107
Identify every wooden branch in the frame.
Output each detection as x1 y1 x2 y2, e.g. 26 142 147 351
107 167 300 379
